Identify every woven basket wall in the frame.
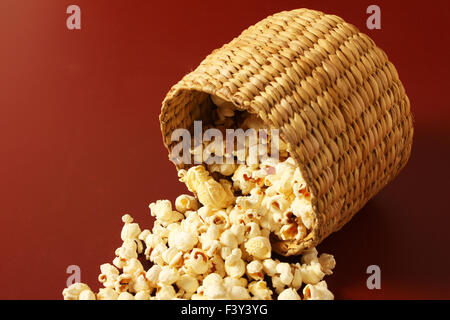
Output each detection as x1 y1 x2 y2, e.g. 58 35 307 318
159 8 413 256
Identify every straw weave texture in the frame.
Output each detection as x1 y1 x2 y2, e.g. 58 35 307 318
159 8 413 255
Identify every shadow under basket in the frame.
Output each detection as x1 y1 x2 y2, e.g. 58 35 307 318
159 8 413 256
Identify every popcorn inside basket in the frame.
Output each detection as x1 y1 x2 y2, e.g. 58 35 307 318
175 94 317 246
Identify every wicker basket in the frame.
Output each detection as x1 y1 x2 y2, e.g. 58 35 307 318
159 8 413 256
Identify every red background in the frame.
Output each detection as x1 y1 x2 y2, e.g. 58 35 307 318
1 0 449 299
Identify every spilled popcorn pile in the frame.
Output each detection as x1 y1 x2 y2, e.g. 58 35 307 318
63 96 336 300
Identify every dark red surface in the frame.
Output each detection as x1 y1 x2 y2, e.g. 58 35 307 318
1 0 449 299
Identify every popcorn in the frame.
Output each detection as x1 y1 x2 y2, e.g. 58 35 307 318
115 274 132 293
118 292 134 300
116 239 138 261
245 222 261 239
208 163 238 176
179 166 234 209
219 229 238 249
62 283 91 300
130 274 149 293
291 264 303 290
63 102 337 301
135 291 151 300
98 263 119 288
291 198 314 230
121 215 142 241
271 275 285 295
246 260 264 280
303 281 334 300
123 258 144 277
176 274 199 293
79 289 96 300
175 194 200 213
184 249 209 275
244 236 271 260
276 263 294 286
280 223 307 240
278 288 301 300
168 228 198 252
97 287 119 300
162 247 184 268
224 249 246 278
146 265 162 286
228 285 251 300
149 243 167 266
248 281 272 300
223 276 247 288
262 259 278 277
230 224 245 243
158 266 179 286
150 200 183 225
301 248 319 265
155 285 177 300
319 253 336 275
232 165 257 195
299 261 325 285
210 254 226 278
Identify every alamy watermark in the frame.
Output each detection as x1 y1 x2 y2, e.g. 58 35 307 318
366 264 381 289
366 5 381 30
66 265 81 287
170 121 280 166
66 5 81 30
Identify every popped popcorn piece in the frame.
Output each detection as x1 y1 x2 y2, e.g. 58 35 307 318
158 266 179 286
175 194 199 213
291 264 303 290
184 249 209 275
150 200 183 225
299 261 325 285
228 285 251 300
131 274 150 293
278 288 301 300
123 258 144 277
220 229 238 249
118 292 134 300
168 228 198 252
146 265 162 287
276 263 294 286
271 275 285 295
319 253 336 275
232 165 257 195
62 283 91 300
246 260 264 280
244 236 271 259
208 163 238 176
135 291 151 300
121 215 142 242
291 198 314 230
97 287 119 300
248 281 272 300
224 249 246 278
179 166 234 209
115 273 132 293
303 281 334 300
176 274 199 293
162 247 184 268
155 285 177 300
79 289 96 300
98 263 119 288
199 273 237 299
